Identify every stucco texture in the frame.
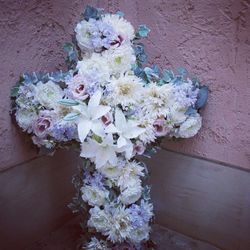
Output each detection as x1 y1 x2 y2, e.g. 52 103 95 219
0 0 250 170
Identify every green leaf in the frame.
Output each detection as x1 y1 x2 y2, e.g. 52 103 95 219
58 99 79 106
195 86 208 109
83 5 99 21
63 112 80 121
116 11 124 17
137 25 151 38
10 85 20 97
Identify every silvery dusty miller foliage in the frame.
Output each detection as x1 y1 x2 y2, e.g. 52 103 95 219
10 5 208 249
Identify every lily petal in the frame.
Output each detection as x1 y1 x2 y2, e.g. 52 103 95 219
105 123 120 134
91 105 111 120
77 119 92 142
88 90 102 110
117 136 127 148
115 108 127 131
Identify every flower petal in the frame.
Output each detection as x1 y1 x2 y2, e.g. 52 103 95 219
77 118 92 142
117 136 127 148
91 105 111 120
88 90 102 109
92 120 105 137
115 108 127 131
105 123 120 134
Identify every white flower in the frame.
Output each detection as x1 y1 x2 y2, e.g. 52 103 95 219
81 185 109 206
77 53 110 84
102 14 135 41
108 74 144 107
120 182 142 205
99 163 122 180
177 114 202 138
85 237 110 250
105 108 145 149
142 83 174 118
168 103 188 125
34 81 63 109
117 161 144 188
106 206 132 243
88 207 110 233
102 45 135 75
80 134 118 169
128 224 151 243
15 108 37 132
75 20 93 51
74 90 110 142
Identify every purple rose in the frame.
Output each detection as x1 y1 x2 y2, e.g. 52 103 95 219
33 111 56 138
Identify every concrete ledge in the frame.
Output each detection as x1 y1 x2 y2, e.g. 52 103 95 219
143 150 250 250
0 149 78 250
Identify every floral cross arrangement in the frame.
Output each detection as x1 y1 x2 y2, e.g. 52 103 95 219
11 6 208 250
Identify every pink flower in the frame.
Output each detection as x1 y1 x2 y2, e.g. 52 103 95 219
153 118 170 137
66 75 89 100
33 111 56 138
101 112 113 126
133 140 146 156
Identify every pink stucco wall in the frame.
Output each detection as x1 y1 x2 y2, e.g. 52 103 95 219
1 0 250 170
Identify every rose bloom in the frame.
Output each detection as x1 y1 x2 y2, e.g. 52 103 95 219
153 117 170 137
66 74 89 101
101 112 113 126
33 110 56 138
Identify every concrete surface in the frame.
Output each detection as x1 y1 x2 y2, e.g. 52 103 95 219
26 216 221 250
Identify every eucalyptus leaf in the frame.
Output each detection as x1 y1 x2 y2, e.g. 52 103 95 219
58 99 79 106
137 25 151 38
195 86 208 109
116 11 124 17
83 5 99 20
63 112 80 121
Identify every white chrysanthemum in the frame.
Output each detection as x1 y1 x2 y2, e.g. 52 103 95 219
117 161 144 188
102 14 135 41
108 74 144 107
75 20 93 51
102 44 135 75
34 81 64 109
15 108 37 132
81 185 109 207
128 224 151 243
85 237 110 250
107 206 132 243
142 83 174 118
120 182 142 205
77 53 110 83
177 114 202 138
88 207 110 233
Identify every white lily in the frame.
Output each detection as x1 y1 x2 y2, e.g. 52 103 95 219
80 134 118 169
105 108 145 148
74 90 111 142
105 108 145 159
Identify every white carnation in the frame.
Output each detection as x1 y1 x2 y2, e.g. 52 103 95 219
128 224 151 243
168 103 188 125
34 81 63 109
81 185 109 207
177 114 202 138
77 53 110 84
102 14 135 41
99 163 122 180
102 44 136 75
75 20 93 52
15 108 37 132
88 207 110 233
120 182 142 205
